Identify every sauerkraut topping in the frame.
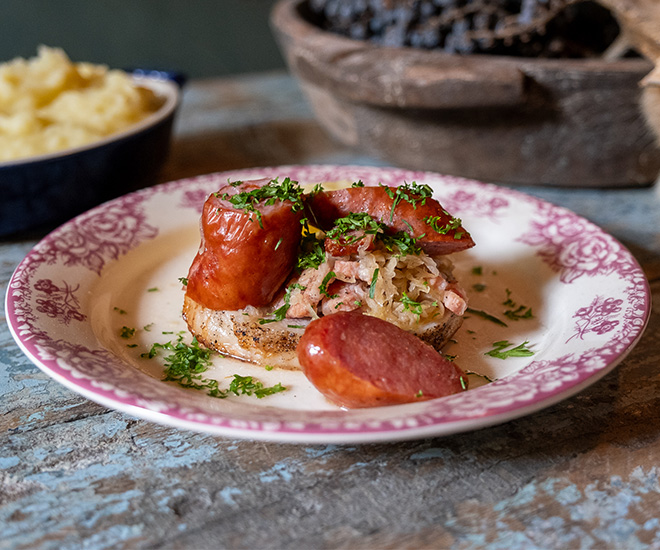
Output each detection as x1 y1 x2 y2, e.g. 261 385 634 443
263 226 467 331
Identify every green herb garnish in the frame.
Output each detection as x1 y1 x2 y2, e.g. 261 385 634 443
178 277 188 286
325 212 384 244
296 232 326 271
465 307 508 327
380 181 434 222
369 268 379 299
400 292 423 317
351 180 365 187
144 335 286 398
381 230 422 256
114 307 127 315
120 326 136 339
259 283 306 324
319 271 338 299
424 212 463 237
147 287 159 292
502 289 534 321
219 177 305 228
227 375 286 398
485 340 535 360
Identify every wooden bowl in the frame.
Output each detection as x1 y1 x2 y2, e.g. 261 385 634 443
271 0 660 187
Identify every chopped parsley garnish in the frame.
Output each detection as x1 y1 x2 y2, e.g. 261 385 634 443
325 212 422 256
424 212 463 238
460 376 468 390
274 237 283 251
472 283 487 292
401 292 423 317
472 266 483 276
259 283 306 324
144 334 286 398
114 307 127 315
319 271 338 299
219 177 305 228
381 230 422 256
325 212 383 244
227 375 286 399
148 287 159 292
504 306 534 321
143 323 154 332
351 180 365 187
502 289 534 321
380 181 434 222
309 183 325 196
369 268 379 299
485 340 535 359
178 277 188 286
465 307 508 327
297 232 326 271
120 326 136 339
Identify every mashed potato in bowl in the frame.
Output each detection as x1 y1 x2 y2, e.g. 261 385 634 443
0 46 159 162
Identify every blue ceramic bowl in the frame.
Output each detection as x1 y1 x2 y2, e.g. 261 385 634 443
0 75 181 237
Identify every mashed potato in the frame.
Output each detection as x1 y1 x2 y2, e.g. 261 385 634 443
0 46 158 162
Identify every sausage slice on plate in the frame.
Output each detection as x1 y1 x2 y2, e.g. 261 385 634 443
297 310 468 408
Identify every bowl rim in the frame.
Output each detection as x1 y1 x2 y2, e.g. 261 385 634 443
271 0 655 110
272 0 654 70
0 75 180 169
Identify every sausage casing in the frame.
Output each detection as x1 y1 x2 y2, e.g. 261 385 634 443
297 310 468 408
185 178 303 311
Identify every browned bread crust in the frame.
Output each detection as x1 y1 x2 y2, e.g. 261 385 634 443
183 294 462 370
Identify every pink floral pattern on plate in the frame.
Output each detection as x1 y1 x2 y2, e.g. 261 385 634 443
4 165 651 443
33 279 86 325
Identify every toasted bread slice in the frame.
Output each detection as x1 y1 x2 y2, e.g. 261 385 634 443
183 293 463 370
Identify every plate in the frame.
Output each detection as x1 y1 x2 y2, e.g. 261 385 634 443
5 165 650 443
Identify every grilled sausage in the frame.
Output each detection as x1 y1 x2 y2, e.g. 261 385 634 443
185 178 303 311
297 310 468 408
306 186 474 255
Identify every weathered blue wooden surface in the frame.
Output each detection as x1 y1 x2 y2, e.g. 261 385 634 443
2 72 660 550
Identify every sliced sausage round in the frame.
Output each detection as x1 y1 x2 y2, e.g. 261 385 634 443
297 310 468 408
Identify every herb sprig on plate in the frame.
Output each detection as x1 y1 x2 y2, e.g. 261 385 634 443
144 333 286 398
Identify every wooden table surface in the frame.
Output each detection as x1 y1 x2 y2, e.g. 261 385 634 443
2 71 660 550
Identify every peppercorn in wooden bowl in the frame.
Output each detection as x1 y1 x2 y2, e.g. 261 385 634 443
270 0 660 187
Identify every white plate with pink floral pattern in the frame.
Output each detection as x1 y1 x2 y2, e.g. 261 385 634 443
5 165 650 443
